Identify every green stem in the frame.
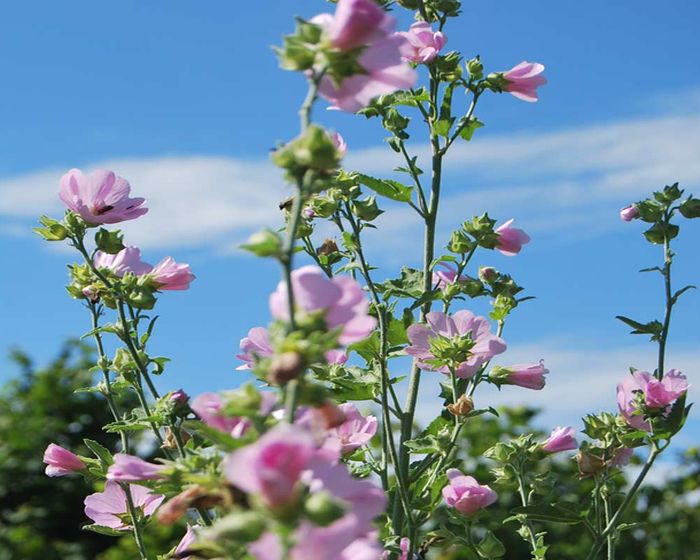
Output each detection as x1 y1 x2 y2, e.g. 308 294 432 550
657 211 674 380
122 482 150 560
516 469 539 553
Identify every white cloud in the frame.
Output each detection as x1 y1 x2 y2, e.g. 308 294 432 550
1 103 700 252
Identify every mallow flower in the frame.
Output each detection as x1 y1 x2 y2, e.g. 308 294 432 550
617 369 688 430
442 469 497 516
313 0 417 112
43 443 86 477
59 168 148 225
398 22 447 64
84 480 164 530
94 247 195 290
94 246 152 277
489 361 549 390
174 525 197 560
190 392 254 437
106 454 166 482
432 261 467 288
495 219 530 256
149 257 196 291
502 61 547 102
620 205 639 222
542 426 578 453
323 403 378 456
269 266 376 345
224 424 317 510
406 310 506 378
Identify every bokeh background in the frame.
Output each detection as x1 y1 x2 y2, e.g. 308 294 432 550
1 1 699 558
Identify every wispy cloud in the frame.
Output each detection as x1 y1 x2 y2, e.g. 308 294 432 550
1 100 699 252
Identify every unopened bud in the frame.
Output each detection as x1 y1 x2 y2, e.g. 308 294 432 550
447 394 474 417
576 451 606 477
304 491 346 526
479 266 498 284
317 238 339 257
269 352 304 385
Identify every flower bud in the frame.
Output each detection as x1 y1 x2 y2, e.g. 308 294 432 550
317 238 339 257
478 266 498 284
576 451 606 477
268 352 305 385
304 491 346 526
201 511 266 543
447 394 474 417
619 205 639 222
466 57 483 80
241 229 283 257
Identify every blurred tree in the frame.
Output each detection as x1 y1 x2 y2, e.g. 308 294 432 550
0 341 179 560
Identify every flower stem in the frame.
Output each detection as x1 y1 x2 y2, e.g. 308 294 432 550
122 482 150 560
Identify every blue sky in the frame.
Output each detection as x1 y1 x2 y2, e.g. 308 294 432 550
1 1 699 459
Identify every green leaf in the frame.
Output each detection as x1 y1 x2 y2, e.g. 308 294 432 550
348 332 381 363
94 228 125 254
458 117 484 141
356 173 414 203
82 524 126 536
643 222 679 244
83 439 113 466
434 118 453 138
615 316 663 339
509 504 584 525
404 434 444 455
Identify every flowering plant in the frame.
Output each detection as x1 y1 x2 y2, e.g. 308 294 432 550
34 1 697 559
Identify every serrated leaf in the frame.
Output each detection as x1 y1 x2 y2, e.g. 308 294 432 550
356 173 414 203
82 524 126 536
83 439 113 466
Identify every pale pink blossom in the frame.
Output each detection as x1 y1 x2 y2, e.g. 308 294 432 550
94 246 152 276
495 219 530 256
149 257 195 290
169 389 189 404
84 480 164 530
617 370 689 430
398 22 446 64
324 0 389 51
490 362 548 390
43 443 85 477
542 426 578 453
224 424 317 509
269 266 376 345
106 454 165 482
190 392 252 437
620 205 639 222
332 132 348 157
324 403 378 456
442 469 497 516
432 261 467 288
382 537 417 560
502 61 547 102
326 349 349 365
236 327 274 370
313 0 416 112
611 447 634 467
59 168 148 225
406 310 506 378
174 525 197 560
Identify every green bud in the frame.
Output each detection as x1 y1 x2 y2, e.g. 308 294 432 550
241 229 283 257
34 216 70 241
303 491 346 526
126 285 157 310
351 196 383 222
448 230 474 253
95 228 125 254
466 56 484 80
64 211 88 234
202 511 266 543
635 199 664 223
653 182 683 204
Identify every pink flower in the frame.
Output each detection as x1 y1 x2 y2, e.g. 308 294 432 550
94 246 153 277
617 370 688 430
326 349 349 365
620 205 639 222
495 219 530 256
324 403 378 456
149 257 195 290
432 261 467 288
312 1 416 112
406 310 506 379
542 426 578 453
398 22 446 64
382 537 416 560
174 525 197 560
502 61 547 103
325 0 389 51
489 362 548 390
190 392 252 437
442 469 497 516
43 443 85 477
332 132 348 157
224 424 317 510
269 266 377 345
611 447 634 467
84 480 164 530
59 168 147 225
236 327 274 370
106 454 165 482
